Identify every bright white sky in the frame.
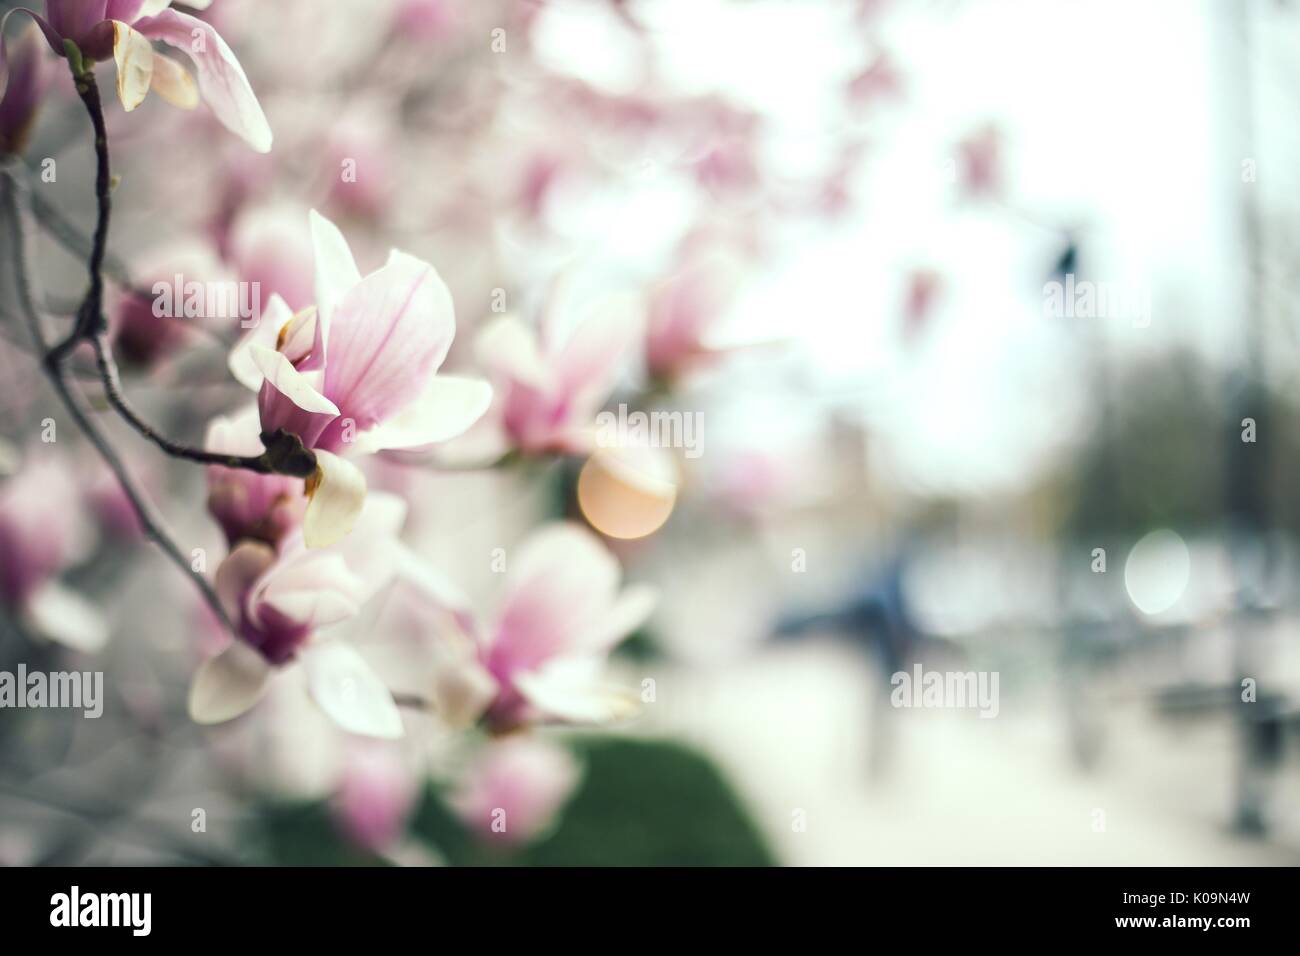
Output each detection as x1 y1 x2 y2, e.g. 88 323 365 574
530 0 1291 496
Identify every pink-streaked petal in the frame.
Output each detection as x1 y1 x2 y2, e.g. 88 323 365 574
188 639 273 724
506 522 620 606
134 9 272 152
252 342 335 413
316 252 455 448
488 523 620 673
352 376 492 454
228 293 292 390
308 209 360 347
111 20 153 111
303 642 404 739
253 343 339 447
303 449 366 549
555 302 640 404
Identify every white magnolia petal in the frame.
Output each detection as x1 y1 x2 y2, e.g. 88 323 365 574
228 294 292 390
303 449 366 549
261 587 360 631
304 642 404 739
353 376 493 454
188 640 273 724
309 209 360 343
578 584 659 654
148 51 197 109
112 21 154 112
250 344 339 415
214 540 276 622
324 493 407 600
475 315 549 387
513 664 640 725
24 583 109 654
204 404 266 459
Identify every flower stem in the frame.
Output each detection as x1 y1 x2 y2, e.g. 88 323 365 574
47 64 315 479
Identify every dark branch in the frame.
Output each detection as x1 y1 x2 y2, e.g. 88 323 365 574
1 165 237 635
45 64 314 479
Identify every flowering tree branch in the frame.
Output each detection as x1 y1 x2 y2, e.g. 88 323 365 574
0 163 236 634
48 58 316 479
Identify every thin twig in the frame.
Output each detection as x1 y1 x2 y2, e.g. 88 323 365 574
49 63 112 361
1 166 237 635
45 66 314 478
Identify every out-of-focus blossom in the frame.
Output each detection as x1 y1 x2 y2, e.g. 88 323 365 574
0 451 104 651
331 742 419 852
228 211 492 548
390 0 455 44
957 123 1002 199
86 457 145 541
691 102 761 196
413 522 656 731
0 23 50 155
476 296 640 456
645 252 744 382
449 736 580 845
226 203 316 313
321 107 396 220
0 0 271 152
205 402 305 549
902 268 944 343
108 238 228 366
846 51 902 106
187 493 408 737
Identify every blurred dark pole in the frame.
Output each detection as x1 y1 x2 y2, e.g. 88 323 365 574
1221 0 1280 836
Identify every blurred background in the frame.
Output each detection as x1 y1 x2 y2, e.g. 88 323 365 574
2 0 1300 865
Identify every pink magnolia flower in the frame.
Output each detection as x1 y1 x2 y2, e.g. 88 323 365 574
187 492 409 737
475 298 640 456
228 212 492 549
957 123 1002 199
226 202 316 313
108 237 228 367
331 742 418 853
413 522 656 731
0 0 271 152
204 401 305 549
0 23 50 155
0 451 104 652
645 251 744 382
450 737 580 845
